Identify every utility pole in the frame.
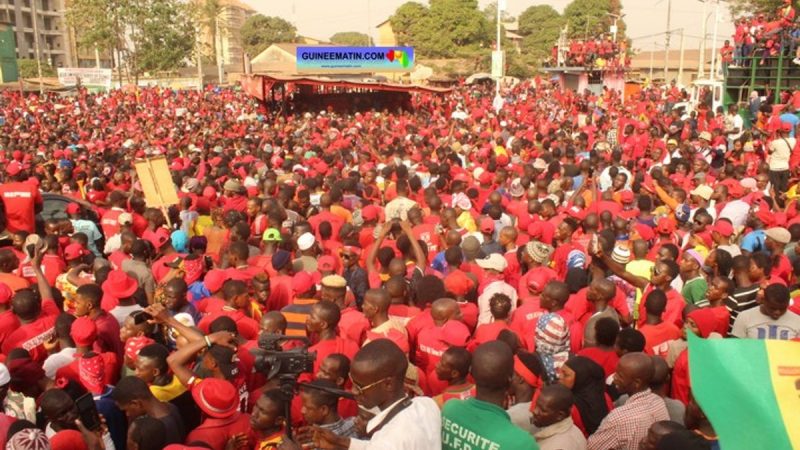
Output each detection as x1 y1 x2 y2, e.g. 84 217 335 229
709 0 720 80
216 15 224 84
678 28 685 84
650 42 655 81
495 0 501 97
664 0 671 81
698 0 708 78
31 0 43 95
196 28 203 92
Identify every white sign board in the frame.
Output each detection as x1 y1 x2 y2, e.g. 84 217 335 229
491 50 504 79
57 68 112 90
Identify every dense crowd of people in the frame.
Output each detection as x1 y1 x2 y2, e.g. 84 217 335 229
727 0 796 67
548 35 630 69
0 73 795 450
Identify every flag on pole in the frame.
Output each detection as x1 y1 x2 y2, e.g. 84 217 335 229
688 334 800 450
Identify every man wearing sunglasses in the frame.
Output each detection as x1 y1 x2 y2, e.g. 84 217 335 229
312 339 441 449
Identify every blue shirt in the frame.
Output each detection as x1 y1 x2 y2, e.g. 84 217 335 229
741 229 767 253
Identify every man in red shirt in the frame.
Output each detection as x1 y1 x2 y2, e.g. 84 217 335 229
198 280 259 340
0 163 42 233
415 298 470 395
220 179 248 214
100 191 128 239
638 290 682 357
73 284 124 359
306 300 359 374
3 289 56 362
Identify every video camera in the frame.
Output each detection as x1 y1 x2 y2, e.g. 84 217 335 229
250 333 316 380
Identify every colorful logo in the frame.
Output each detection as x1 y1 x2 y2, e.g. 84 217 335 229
386 49 411 68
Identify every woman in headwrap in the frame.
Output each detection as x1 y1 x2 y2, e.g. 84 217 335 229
559 355 612 436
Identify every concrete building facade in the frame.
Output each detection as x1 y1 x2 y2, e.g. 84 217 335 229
0 0 72 67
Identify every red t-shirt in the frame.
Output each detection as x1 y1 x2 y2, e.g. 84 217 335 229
638 287 685 329
100 208 124 239
0 182 42 233
185 413 252 450
510 301 544 352
308 337 360 374
467 321 510 352
639 322 682 357
414 321 470 375
2 314 56 362
338 308 369 345
199 308 260 340
576 346 619 377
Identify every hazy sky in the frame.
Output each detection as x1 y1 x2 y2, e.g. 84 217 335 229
243 0 735 52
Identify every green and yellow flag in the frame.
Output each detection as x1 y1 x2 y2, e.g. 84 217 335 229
689 335 800 450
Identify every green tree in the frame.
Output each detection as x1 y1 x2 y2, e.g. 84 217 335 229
330 31 372 46
241 15 296 59
66 0 127 81
517 5 563 65
562 0 625 40
412 0 492 58
131 0 195 75
16 59 56 78
727 0 782 15
390 1 428 46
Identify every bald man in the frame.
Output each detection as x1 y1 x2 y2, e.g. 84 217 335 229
313 340 441 449
587 352 669 450
583 278 620 348
362 288 409 352
415 299 470 395
432 230 464 273
441 341 538 450
532 384 586 450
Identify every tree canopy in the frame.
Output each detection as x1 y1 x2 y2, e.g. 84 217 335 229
241 14 297 58
727 0 783 16
562 0 625 39
330 32 372 46
389 0 491 58
16 59 56 78
66 0 195 80
517 5 563 64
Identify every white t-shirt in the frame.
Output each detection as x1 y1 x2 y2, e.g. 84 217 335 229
731 308 800 340
768 137 794 171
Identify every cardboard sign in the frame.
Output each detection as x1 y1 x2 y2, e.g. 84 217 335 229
134 156 179 208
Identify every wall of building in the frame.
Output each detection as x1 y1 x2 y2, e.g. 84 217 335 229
0 0 72 68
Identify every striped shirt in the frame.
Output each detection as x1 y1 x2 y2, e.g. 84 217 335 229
725 285 760 332
280 298 318 337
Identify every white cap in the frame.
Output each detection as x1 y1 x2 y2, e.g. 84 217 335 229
297 232 316 251
690 185 713 201
475 253 508 272
118 212 133 225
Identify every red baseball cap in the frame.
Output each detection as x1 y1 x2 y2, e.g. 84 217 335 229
6 162 22 176
479 217 495 233
318 255 336 272
444 270 474 297
710 220 734 238
204 269 226 293
65 203 81 215
620 190 634 204
71 316 98 347
64 243 89 261
361 205 381 222
293 271 314 296
656 218 676 235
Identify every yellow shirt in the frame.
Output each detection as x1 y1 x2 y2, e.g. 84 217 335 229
626 259 655 320
150 375 187 402
193 215 214 237
457 211 477 232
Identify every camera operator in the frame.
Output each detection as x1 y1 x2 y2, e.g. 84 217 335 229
311 339 441 449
